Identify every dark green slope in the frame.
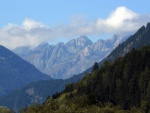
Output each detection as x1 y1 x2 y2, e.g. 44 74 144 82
22 46 150 113
0 45 51 96
71 47 150 108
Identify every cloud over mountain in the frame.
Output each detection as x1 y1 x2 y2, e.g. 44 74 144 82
0 6 150 49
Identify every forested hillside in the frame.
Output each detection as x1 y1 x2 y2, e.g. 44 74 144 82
21 46 150 113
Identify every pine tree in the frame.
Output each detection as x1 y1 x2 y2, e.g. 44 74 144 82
92 62 99 72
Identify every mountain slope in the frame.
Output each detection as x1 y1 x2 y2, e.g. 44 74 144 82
14 35 127 79
0 45 51 96
21 46 150 113
103 23 150 62
0 106 14 113
0 73 83 111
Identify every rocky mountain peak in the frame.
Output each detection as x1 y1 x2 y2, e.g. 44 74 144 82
14 35 127 79
67 35 93 47
76 35 93 46
36 42 49 49
55 42 65 47
146 22 150 29
136 26 145 35
66 35 93 53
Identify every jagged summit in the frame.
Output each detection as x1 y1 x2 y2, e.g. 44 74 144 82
67 35 93 47
37 42 49 48
14 35 126 79
146 22 150 29
77 35 92 43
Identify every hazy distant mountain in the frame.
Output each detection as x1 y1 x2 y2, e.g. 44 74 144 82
0 45 51 96
14 35 127 79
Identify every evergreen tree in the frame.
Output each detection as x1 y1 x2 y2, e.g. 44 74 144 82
92 62 99 72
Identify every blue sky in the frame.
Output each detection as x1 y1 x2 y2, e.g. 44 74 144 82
0 0 150 49
0 0 149 27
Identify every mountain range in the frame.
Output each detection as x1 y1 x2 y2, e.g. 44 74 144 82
14 35 127 79
1 23 150 112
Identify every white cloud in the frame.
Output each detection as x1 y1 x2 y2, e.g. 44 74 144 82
105 6 138 28
0 6 150 49
23 18 48 30
0 19 54 49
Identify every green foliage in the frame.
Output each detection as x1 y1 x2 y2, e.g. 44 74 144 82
52 92 61 99
64 83 74 92
92 62 99 72
0 106 14 113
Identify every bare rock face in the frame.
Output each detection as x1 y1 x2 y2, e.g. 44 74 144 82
14 35 127 79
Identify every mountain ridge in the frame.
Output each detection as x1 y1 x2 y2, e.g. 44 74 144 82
102 23 150 63
14 35 127 79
